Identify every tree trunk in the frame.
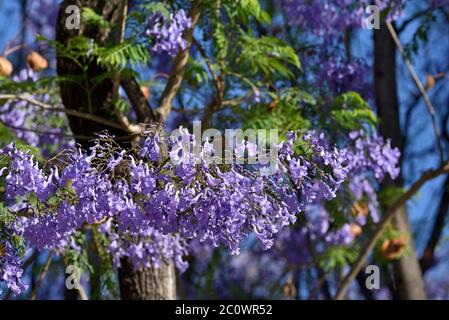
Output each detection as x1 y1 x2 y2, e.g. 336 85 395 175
118 259 176 300
374 22 427 300
56 0 176 300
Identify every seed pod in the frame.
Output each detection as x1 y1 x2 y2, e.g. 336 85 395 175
351 201 369 218
140 86 150 100
424 74 435 91
380 236 406 260
0 56 13 77
27 51 48 71
349 223 363 237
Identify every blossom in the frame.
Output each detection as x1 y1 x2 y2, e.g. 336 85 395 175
144 9 192 56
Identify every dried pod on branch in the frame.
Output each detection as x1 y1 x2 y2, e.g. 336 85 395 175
0 56 13 77
27 51 48 71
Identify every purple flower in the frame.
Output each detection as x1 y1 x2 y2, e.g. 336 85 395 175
145 9 192 56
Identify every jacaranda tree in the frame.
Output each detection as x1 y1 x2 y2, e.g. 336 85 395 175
1 0 449 300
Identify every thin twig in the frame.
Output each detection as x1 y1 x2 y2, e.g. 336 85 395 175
0 118 93 140
397 7 433 33
112 0 128 98
111 0 139 134
334 159 449 299
0 118 138 142
0 94 132 133
30 250 55 300
386 21 444 164
193 37 225 130
3 44 28 57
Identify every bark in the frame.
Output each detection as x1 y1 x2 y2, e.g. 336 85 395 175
56 0 126 148
356 268 375 300
374 22 427 300
118 259 176 300
56 0 175 300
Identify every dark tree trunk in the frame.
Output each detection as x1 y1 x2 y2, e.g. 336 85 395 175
56 0 176 300
56 0 126 149
374 22 427 300
356 268 375 300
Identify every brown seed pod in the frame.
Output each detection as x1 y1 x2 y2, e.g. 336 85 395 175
424 74 435 91
0 56 13 77
267 99 278 112
351 201 369 218
27 51 48 71
349 223 363 237
380 236 407 261
140 86 150 100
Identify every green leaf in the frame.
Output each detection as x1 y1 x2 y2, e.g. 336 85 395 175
82 7 110 29
330 92 378 130
96 42 150 69
238 87 313 139
320 246 359 272
185 57 210 86
236 0 272 24
0 123 43 161
237 35 300 78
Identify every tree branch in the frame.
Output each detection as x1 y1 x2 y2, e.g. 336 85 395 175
386 21 444 164
193 38 226 131
0 93 134 133
30 250 54 300
120 76 157 123
0 118 92 140
111 0 140 134
156 2 202 122
397 7 433 33
334 159 449 299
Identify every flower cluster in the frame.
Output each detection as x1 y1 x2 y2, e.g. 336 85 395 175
183 130 401 299
317 57 372 97
346 130 401 181
0 127 353 293
0 241 27 296
100 219 188 272
0 212 27 296
281 0 405 35
281 1 405 98
271 130 400 266
144 9 192 56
